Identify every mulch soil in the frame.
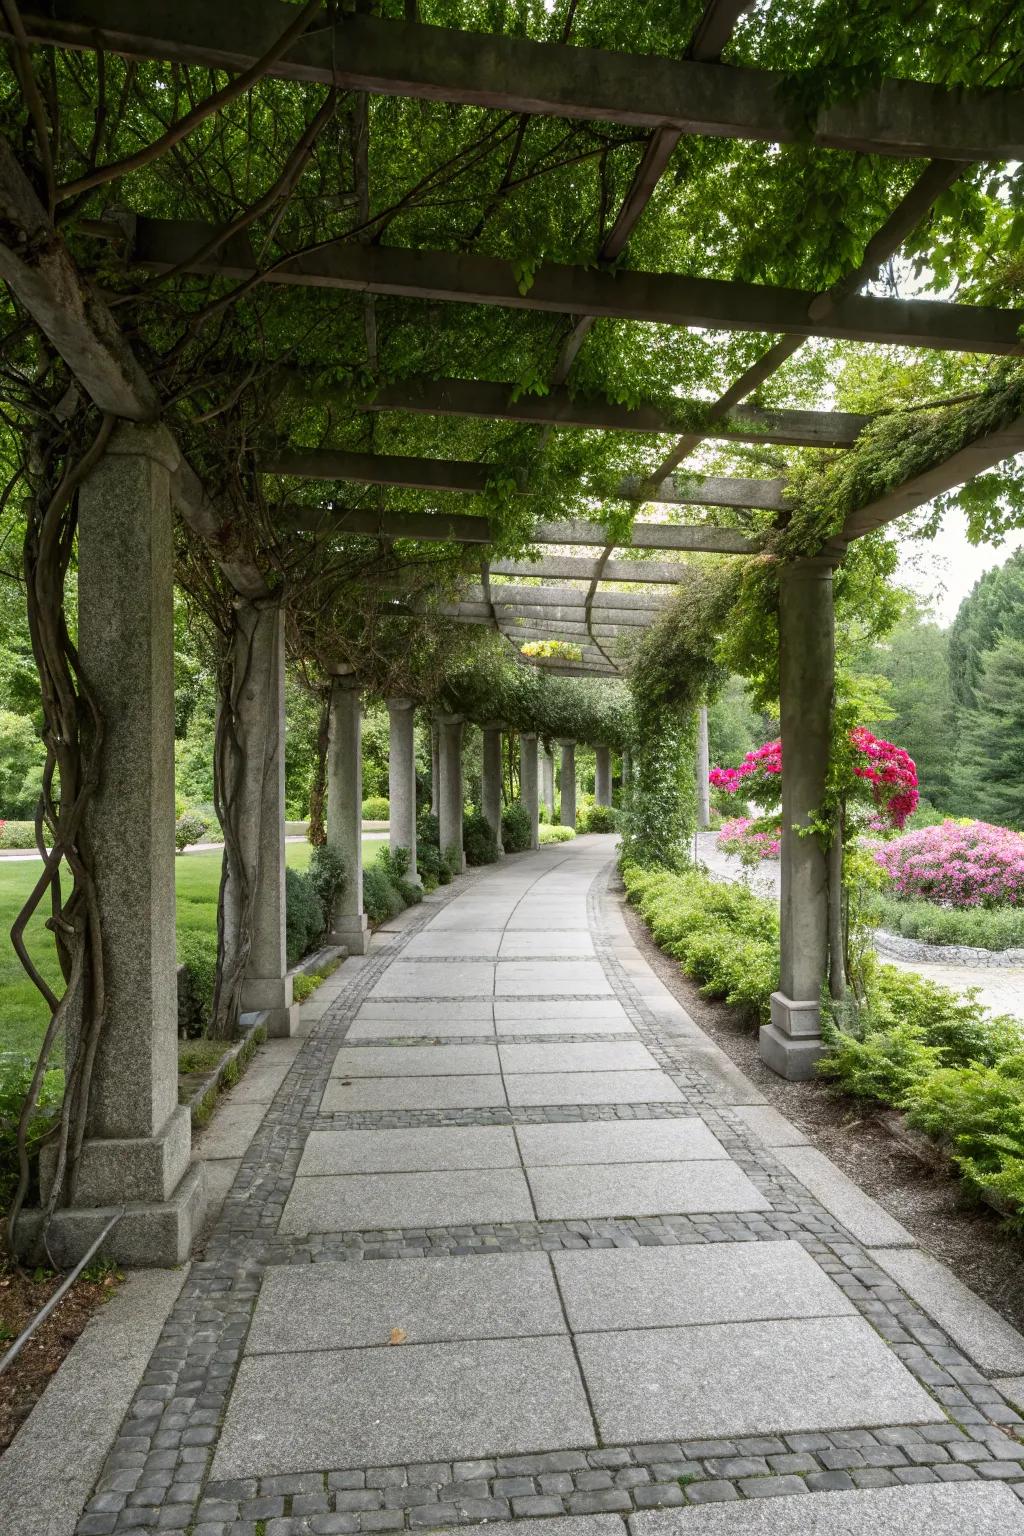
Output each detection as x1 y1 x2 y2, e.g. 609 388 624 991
0 1259 122 1455
621 897 1024 1338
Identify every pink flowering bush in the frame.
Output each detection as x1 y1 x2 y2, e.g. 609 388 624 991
874 820 1024 909
716 817 780 862
710 728 918 833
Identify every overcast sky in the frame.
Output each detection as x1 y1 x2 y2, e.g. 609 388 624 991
894 509 1024 626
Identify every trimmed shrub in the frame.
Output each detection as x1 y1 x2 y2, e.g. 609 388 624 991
539 823 575 844
581 803 618 834
416 839 441 891
379 845 424 906
501 800 531 853
174 811 209 853
417 809 440 845
0 820 41 850
309 843 346 931
463 809 500 865
363 863 404 924
868 893 1024 952
0 1052 63 1209
176 929 217 1037
285 867 325 966
874 820 1024 908
361 795 390 821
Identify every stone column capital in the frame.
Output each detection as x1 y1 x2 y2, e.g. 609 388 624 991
556 737 576 748
105 421 180 472
435 711 464 726
386 695 415 712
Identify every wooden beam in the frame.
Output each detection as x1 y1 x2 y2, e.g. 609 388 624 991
0 139 266 596
358 378 869 448
131 219 1023 356
534 520 761 553
262 447 787 510
280 504 492 542
830 412 1024 550
17 3 1024 162
491 556 693 584
485 585 667 611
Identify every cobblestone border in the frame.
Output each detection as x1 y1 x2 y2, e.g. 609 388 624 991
74 853 1024 1536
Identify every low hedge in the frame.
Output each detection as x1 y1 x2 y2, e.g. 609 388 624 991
539 823 575 844
622 863 779 1024
361 795 390 821
580 804 618 833
868 893 1024 952
0 820 39 850
463 809 501 865
501 801 531 853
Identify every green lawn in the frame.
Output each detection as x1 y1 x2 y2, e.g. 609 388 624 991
0 839 384 1060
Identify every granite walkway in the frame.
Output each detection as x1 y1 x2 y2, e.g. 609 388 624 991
56 838 1024 1533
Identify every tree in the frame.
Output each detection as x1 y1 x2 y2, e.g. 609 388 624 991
853 608 957 811
961 636 1024 829
0 710 45 819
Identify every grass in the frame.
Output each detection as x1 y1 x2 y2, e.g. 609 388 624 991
0 839 383 1059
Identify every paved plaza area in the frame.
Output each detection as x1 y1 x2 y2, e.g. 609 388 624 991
8 836 1024 1535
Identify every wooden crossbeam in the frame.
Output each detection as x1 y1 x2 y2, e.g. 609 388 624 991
131 220 1023 356
0 139 265 597
491 556 692 584
262 447 787 511
359 378 869 448
17 3 1024 162
534 520 762 553
280 504 491 543
485 585 667 611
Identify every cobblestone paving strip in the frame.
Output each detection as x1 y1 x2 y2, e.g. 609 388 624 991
73 852 1024 1536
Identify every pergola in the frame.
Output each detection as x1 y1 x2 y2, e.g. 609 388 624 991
1 0 1022 1260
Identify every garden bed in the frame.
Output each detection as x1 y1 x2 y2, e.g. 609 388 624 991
178 1019 267 1129
873 926 1024 968
617 881 1024 1338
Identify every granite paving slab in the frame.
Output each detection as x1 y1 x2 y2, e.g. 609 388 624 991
211 1336 596 1477
321 1074 507 1112
773 1145 913 1246
498 931 596 957
731 1104 808 1145
498 1041 659 1074
297 1126 519 1176
505 1071 684 1106
368 960 495 998
869 1245 1024 1374
516 1118 728 1166
628 1482 1024 1534
576 1316 945 1441
355 999 497 1022
552 1241 856 1330
346 1016 497 1039
494 1015 638 1036
495 959 613 995
527 1160 770 1218
246 1253 565 1352
494 999 630 1021
329 1043 500 1077
402 933 503 957
278 1167 534 1233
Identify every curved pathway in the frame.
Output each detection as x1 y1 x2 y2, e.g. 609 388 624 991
50 839 1024 1532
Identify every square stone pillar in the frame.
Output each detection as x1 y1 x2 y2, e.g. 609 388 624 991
542 747 555 820
622 747 632 785
430 720 440 816
520 732 540 849
696 705 711 830
33 423 205 1264
759 559 835 1082
437 713 466 873
387 697 420 884
235 597 299 1039
558 739 577 828
327 674 370 953
594 744 613 807
481 724 505 856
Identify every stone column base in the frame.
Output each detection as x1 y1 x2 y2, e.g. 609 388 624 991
758 991 825 1080
240 975 300 1037
41 1104 192 1207
331 914 371 954
16 1161 206 1268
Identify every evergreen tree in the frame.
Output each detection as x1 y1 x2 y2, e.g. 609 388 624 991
961 636 1024 829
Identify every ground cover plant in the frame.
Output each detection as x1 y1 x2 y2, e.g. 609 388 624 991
867 893 1024 951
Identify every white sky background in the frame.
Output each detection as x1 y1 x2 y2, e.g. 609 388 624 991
895 508 1024 626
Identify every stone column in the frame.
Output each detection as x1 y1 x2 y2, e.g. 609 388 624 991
594 744 612 807
430 720 440 816
437 713 465 872
481 724 505 856
542 747 555 820
327 674 370 954
759 559 835 1081
696 706 711 830
520 732 540 849
44 423 204 1263
558 739 577 828
233 597 299 1039
387 697 419 884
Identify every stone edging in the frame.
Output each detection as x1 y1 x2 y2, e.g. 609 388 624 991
872 928 1024 970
